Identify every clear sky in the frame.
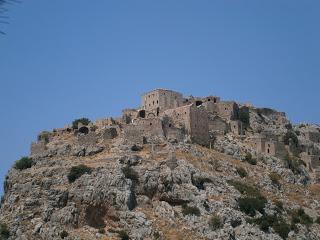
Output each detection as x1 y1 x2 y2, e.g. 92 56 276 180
0 0 319 195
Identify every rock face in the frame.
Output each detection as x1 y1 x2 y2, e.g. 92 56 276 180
1 90 320 240
1 137 320 240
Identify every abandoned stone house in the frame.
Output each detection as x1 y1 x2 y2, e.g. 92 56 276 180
301 131 320 144
250 134 287 158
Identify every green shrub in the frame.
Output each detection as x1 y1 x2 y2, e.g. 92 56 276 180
14 157 33 170
122 166 139 182
283 154 305 175
291 208 313 226
244 153 257 165
118 230 129 240
228 180 267 216
273 219 291 239
209 215 222 230
72 118 91 129
239 196 267 216
182 204 201 216
248 214 290 239
0 222 10 239
285 123 293 130
98 228 106 234
60 230 68 239
283 130 298 147
68 164 92 183
273 200 284 212
315 216 320 224
227 180 261 197
269 172 281 187
238 107 250 126
236 167 247 178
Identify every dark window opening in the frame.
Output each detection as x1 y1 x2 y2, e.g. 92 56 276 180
169 124 172 127
156 107 160 116
267 149 270 153
150 123 152 126
138 110 146 118
196 100 203 106
207 98 211 101
79 126 89 135
213 98 217 103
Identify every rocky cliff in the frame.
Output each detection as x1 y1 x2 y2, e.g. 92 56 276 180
1 100 320 240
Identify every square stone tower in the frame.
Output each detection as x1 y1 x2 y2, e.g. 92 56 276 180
141 89 184 112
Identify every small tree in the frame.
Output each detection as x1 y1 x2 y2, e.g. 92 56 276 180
72 118 91 129
182 204 201 216
0 222 10 239
68 165 92 183
269 172 281 188
236 167 247 178
14 157 33 170
244 152 257 165
209 215 222 230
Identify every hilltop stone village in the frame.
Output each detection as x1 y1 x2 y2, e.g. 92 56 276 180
3 88 320 240
31 88 320 181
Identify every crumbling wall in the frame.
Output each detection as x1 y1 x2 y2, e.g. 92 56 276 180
190 106 209 146
208 101 239 120
208 115 228 135
230 120 244 136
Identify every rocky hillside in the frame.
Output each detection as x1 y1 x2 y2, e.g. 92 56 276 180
1 114 320 240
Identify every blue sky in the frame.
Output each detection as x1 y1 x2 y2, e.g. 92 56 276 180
0 0 319 195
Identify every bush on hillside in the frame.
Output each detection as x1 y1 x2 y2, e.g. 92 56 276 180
209 214 222 230
238 107 250 126
118 230 129 240
283 130 299 147
236 167 247 178
0 222 10 239
68 165 92 183
269 172 281 188
228 180 267 216
248 214 290 239
291 208 313 227
14 157 33 170
244 152 257 165
72 118 91 129
182 204 201 216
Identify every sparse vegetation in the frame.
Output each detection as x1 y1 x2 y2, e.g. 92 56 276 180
244 152 257 165
283 154 305 175
236 167 247 178
0 222 10 239
68 165 92 183
315 216 320 224
273 200 284 213
248 214 290 239
60 230 68 239
182 203 201 216
122 166 139 182
14 157 33 170
291 208 313 227
98 228 106 234
283 130 298 147
269 172 281 188
209 215 222 230
131 144 143 151
227 180 267 216
118 230 130 240
238 107 250 126
72 118 91 129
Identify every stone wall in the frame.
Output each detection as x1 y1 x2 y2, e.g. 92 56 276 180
230 120 244 136
208 115 228 135
207 101 239 120
163 104 209 146
141 89 184 112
